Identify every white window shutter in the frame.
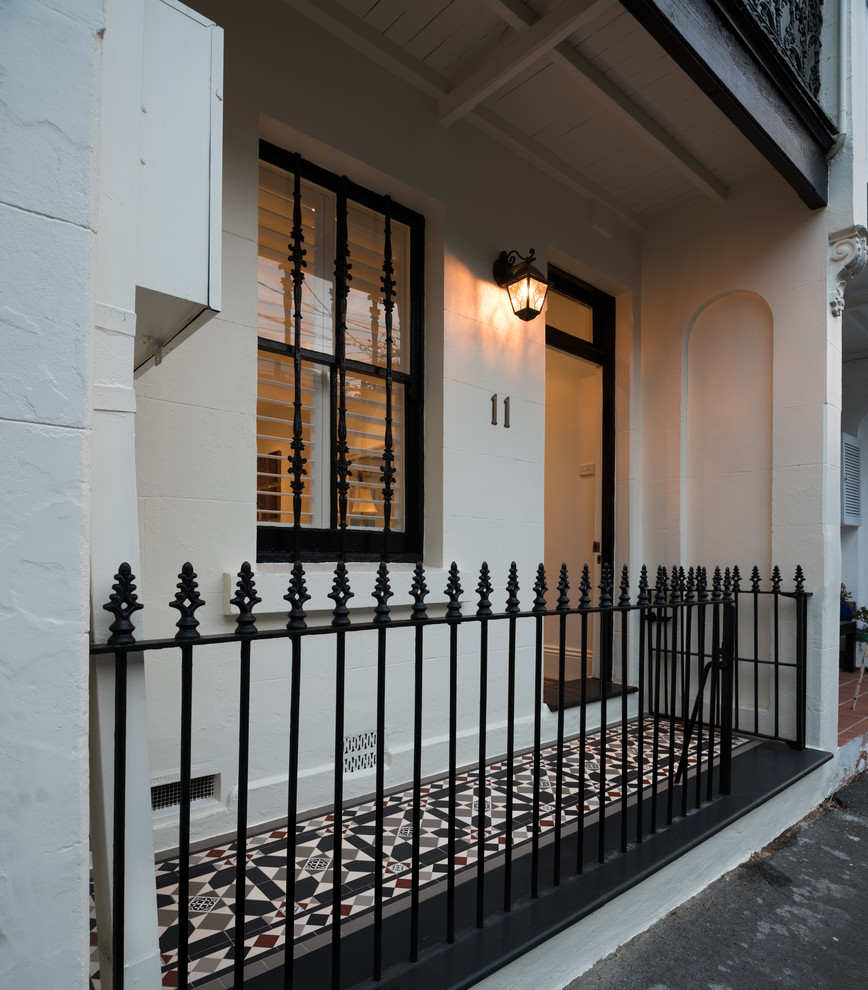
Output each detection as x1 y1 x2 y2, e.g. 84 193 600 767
842 432 862 526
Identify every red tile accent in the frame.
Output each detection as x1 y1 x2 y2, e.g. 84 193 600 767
838 671 868 748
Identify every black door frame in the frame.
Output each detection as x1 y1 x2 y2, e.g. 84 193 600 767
545 265 616 576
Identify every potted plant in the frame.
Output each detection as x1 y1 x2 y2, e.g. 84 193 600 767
842 583 856 622
855 605 868 642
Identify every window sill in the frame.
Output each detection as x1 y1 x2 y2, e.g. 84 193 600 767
222 562 453 617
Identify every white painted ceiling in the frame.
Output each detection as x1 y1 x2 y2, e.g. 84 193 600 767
287 0 769 230
288 1 868 359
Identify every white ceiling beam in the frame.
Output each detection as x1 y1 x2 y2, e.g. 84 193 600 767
471 104 647 230
480 0 728 203
281 0 646 231
438 0 611 127
554 40 727 202
282 0 447 100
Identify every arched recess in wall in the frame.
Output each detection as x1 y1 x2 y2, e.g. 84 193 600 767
683 291 773 576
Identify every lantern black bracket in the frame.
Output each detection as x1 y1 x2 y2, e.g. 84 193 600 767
493 248 532 286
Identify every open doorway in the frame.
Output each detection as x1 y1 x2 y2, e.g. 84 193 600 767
544 267 615 707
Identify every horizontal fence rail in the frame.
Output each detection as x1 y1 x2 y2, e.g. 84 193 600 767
91 559 808 990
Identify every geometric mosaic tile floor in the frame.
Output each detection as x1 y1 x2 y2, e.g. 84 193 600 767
90 717 749 989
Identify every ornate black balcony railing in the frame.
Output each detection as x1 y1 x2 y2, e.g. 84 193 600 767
90 559 809 990
740 0 823 97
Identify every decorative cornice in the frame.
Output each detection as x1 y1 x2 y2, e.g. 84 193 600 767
829 226 868 317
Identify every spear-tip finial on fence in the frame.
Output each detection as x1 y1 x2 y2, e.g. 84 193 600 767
598 562 613 609
669 564 681 605
618 564 630 607
411 562 429 622
103 562 144 647
771 565 782 593
533 563 548 614
732 564 742 593
637 564 650 606
750 565 761 593
794 564 805 593
506 561 520 613
655 565 668 604
445 562 463 619
284 561 310 631
230 562 261 636
685 565 696 602
170 562 205 641
476 562 493 617
328 561 354 627
711 565 723 600
556 563 570 612
578 563 591 608
722 566 733 602
372 561 393 625
697 566 709 602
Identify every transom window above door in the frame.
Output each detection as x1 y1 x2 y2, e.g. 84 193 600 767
256 142 424 561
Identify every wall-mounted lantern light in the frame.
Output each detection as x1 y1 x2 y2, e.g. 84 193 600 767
493 248 550 321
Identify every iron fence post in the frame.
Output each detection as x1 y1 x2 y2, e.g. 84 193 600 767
719 600 735 797
794 565 807 751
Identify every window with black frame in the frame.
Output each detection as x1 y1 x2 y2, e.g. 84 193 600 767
256 142 424 561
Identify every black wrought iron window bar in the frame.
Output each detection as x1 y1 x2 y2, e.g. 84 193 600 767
256 142 425 562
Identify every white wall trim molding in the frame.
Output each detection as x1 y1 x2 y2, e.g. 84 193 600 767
829 224 868 316
93 384 136 413
95 301 137 336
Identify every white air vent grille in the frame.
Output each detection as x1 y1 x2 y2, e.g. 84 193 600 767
344 730 377 773
842 432 862 526
151 774 216 811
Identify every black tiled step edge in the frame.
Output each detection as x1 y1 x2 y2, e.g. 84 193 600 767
543 677 638 712
246 742 831 990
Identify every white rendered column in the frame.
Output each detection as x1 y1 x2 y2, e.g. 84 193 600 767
89 0 161 984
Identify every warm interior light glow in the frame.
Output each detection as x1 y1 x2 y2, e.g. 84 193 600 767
507 274 548 319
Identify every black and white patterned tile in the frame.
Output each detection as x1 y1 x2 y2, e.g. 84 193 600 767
89 718 749 989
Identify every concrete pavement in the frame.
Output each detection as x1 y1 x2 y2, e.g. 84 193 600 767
564 771 868 990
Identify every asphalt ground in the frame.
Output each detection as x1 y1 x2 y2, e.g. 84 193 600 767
564 771 868 990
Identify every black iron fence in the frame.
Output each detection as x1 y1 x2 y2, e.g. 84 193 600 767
90 559 808 990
